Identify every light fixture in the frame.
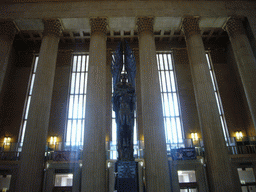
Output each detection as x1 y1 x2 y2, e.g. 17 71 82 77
191 132 198 141
50 136 57 145
3 136 11 145
235 131 243 140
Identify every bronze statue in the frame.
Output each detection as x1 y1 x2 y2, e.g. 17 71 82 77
112 41 136 161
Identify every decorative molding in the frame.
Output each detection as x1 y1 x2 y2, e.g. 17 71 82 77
43 19 62 37
136 17 154 35
0 21 17 41
225 17 245 38
182 17 201 39
90 17 108 36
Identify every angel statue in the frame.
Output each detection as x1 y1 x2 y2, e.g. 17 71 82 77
112 41 136 161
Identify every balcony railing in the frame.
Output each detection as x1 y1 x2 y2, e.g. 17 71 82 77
0 142 21 161
0 137 255 161
228 136 256 155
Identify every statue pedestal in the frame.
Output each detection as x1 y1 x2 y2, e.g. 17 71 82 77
115 161 139 192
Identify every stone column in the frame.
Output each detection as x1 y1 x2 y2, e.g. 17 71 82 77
43 168 55 192
133 48 144 143
106 48 112 148
16 19 62 192
0 21 17 94
136 17 171 192
225 17 256 129
72 166 81 192
81 18 108 192
182 17 241 192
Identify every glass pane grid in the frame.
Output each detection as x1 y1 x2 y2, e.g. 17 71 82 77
157 52 183 146
66 54 89 147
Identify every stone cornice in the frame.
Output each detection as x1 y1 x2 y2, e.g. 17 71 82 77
43 19 62 37
182 17 201 39
1 1 255 19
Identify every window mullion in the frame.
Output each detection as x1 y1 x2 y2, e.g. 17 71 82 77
76 56 83 146
69 57 76 146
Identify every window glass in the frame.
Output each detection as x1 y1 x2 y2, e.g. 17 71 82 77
180 189 198 192
157 52 183 145
178 170 196 183
237 168 256 184
65 54 89 147
55 174 73 187
0 175 11 191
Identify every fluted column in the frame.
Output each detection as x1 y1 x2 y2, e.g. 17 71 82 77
72 166 81 192
134 48 144 142
137 17 171 192
106 48 112 145
0 21 17 94
43 168 55 192
182 17 241 192
81 17 107 192
16 19 62 192
225 17 256 129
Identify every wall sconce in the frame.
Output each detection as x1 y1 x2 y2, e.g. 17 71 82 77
235 131 243 140
50 136 57 145
191 133 198 141
3 137 11 145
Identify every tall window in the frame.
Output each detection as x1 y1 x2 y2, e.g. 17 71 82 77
156 52 183 146
65 54 89 147
19 56 39 145
206 53 229 141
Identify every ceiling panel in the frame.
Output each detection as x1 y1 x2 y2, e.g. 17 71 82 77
15 19 44 31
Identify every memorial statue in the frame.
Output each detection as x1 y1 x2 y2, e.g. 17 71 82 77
112 41 139 192
112 41 136 161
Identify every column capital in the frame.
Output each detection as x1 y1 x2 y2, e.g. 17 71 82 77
225 17 245 38
182 17 201 39
90 17 108 36
136 17 154 35
0 21 17 41
43 19 62 37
